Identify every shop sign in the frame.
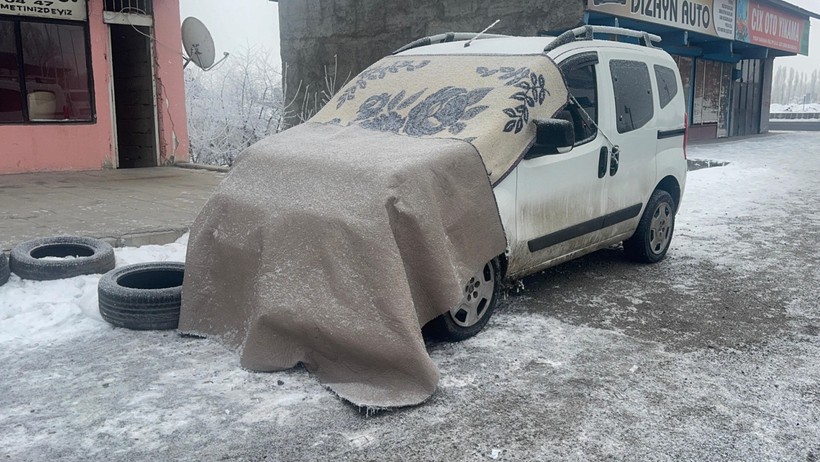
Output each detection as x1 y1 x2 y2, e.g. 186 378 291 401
588 0 736 40
0 0 87 22
736 0 810 55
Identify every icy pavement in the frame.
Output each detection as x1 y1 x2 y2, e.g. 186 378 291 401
1 132 819 460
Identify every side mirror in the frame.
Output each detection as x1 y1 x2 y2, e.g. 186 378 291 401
535 118 575 154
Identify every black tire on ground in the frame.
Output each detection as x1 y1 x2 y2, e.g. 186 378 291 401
10 236 116 281
0 252 9 287
98 262 185 331
623 189 677 263
430 259 502 342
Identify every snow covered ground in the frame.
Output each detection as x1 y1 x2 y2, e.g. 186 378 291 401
770 103 820 122
1 132 819 460
770 103 820 114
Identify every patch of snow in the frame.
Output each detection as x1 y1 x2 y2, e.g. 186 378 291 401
770 102 820 113
114 233 188 266
0 274 103 345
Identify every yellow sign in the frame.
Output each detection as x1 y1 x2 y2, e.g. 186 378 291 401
588 0 736 39
0 0 87 22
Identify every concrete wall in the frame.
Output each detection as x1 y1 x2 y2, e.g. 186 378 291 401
278 0 585 123
0 0 188 174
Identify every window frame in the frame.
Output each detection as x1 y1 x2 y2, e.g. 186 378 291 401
610 59 654 134
0 15 96 125
654 64 679 110
104 0 153 14
559 52 600 148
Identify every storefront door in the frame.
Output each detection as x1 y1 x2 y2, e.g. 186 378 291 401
110 23 158 168
730 59 764 137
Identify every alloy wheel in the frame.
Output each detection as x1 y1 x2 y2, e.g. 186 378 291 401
649 201 673 255
449 262 496 327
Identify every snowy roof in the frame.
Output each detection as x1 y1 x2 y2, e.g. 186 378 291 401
395 36 558 56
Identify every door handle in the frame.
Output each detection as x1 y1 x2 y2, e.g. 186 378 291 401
610 145 620 176
598 147 608 179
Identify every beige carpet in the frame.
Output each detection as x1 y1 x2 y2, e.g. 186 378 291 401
180 123 507 408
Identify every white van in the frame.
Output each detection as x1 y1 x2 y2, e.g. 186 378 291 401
397 27 689 339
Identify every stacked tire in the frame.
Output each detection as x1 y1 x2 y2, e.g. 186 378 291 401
98 262 185 331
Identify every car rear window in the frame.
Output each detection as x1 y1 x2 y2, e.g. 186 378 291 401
610 60 654 134
655 65 679 109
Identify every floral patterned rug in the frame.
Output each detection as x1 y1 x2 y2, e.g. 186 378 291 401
311 53 569 185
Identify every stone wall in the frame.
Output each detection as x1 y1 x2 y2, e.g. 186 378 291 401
278 0 585 124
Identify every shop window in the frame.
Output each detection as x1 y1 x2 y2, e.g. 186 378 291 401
0 21 24 122
562 63 598 145
610 60 653 134
654 65 678 109
0 18 93 123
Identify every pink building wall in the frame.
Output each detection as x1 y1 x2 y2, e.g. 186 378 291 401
153 0 189 166
0 0 189 174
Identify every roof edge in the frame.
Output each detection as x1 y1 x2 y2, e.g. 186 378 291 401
768 0 820 20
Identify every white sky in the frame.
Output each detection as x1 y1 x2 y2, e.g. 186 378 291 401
179 0 281 68
774 0 820 75
177 0 818 75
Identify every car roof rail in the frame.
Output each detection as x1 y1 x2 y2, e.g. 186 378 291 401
543 25 662 53
392 32 510 55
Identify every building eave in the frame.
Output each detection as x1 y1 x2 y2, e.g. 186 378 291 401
769 0 820 20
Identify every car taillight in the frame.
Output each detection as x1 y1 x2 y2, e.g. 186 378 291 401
683 113 689 160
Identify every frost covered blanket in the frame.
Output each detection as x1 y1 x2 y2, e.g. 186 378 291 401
179 123 507 407
180 52 569 407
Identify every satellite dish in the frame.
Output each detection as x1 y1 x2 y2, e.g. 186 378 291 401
182 17 217 70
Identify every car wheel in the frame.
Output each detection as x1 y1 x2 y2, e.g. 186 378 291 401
431 259 501 341
0 252 9 287
623 190 676 263
10 236 116 281
98 262 185 331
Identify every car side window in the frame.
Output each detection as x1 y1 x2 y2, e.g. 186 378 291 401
654 65 679 109
610 60 654 133
562 63 598 146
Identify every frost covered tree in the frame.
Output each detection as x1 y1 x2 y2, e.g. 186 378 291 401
773 67 785 104
787 68 796 102
185 46 285 166
772 66 820 105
